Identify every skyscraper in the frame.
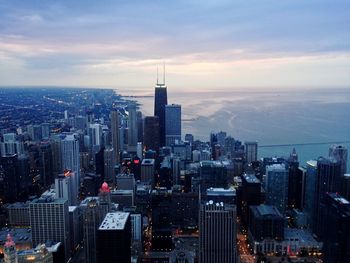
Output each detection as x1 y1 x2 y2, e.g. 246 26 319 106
265 163 289 214
143 116 160 151
60 134 80 205
154 72 168 147
29 191 70 262
244 141 258 164
319 193 350 263
97 212 131 263
199 201 237 263
329 144 348 175
103 147 116 183
165 104 181 146
111 110 120 163
127 103 138 152
314 157 342 237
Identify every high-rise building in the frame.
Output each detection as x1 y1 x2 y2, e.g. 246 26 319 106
248 205 285 254
314 157 342 237
154 77 168 147
240 173 261 227
141 159 155 184
319 193 350 263
0 154 19 203
96 212 131 263
329 145 348 175
199 201 237 263
165 104 181 146
29 191 70 262
60 134 80 205
244 141 258 164
265 163 289 214
80 195 109 263
136 111 143 143
143 116 160 152
111 110 120 163
103 147 116 183
38 141 54 188
127 104 137 152
304 160 317 230
55 171 75 206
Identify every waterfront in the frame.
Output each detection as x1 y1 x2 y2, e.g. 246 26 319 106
119 87 350 171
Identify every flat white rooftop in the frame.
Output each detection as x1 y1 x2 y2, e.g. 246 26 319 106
99 212 129 230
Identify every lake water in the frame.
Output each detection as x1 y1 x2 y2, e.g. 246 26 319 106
117 87 350 171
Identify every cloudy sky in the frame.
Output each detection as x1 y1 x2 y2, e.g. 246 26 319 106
0 0 349 90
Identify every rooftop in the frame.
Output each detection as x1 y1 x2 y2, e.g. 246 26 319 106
253 204 283 218
243 173 260 184
206 187 236 196
99 212 130 230
142 159 155 165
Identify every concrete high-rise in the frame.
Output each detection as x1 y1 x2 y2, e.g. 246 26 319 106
199 201 237 263
244 141 258 164
29 191 70 262
314 157 342 237
60 134 80 205
329 144 348 175
165 104 181 146
143 116 160 151
265 163 289 214
127 104 138 152
111 110 120 163
97 212 131 263
154 75 168 147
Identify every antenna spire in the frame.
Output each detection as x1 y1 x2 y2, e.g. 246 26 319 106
163 62 165 85
156 66 159 85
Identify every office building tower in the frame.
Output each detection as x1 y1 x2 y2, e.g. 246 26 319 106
329 144 348 175
6 202 30 227
127 104 138 152
97 212 131 263
136 142 143 160
343 174 350 201
240 173 261 227
88 123 102 152
248 205 284 254
60 134 80 205
38 141 54 188
55 171 75 206
199 201 237 263
103 147 116 183
80 196 109 263
69 206 81 255
111 110 120 163
136 111 143 143
265 163 289 214
165 104 181 146
154 73 168 147
319 193 350 263
314 157 342 237
29 191 70 262
1 134 24 157
116 173 135 191
304 160 317 230
130 214 142 241
0 154 19 203
244 141 258 164
41 123 50 139
287 151 304 209
27 125 42 142
143 116 160 151
199 161 227 193
141 159 155 184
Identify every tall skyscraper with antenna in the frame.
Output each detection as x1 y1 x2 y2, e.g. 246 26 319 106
154 64 168 148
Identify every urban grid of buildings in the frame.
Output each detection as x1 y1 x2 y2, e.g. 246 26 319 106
0 80 349 263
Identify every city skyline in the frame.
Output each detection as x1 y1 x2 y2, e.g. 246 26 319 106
1 0 350 89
